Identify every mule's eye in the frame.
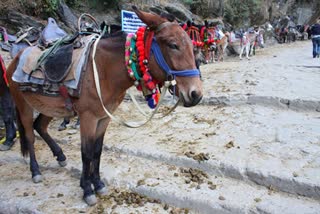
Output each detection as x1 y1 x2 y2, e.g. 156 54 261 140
168 43 179 50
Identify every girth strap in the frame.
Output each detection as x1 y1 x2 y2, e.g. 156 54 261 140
59 86 73 111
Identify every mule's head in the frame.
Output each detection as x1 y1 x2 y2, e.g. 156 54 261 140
133 7 203 107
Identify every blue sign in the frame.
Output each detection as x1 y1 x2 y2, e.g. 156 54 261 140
121 10 145 33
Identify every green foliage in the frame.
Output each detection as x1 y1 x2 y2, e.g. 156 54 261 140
44 0 59 15
17 0 59 17
183 0 193 5
224 0 262 27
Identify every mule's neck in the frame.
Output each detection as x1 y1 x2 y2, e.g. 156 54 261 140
96 32 135 94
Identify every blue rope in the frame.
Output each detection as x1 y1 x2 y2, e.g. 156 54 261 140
151 39 200 77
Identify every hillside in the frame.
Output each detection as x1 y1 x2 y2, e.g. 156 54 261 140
0 0 319 33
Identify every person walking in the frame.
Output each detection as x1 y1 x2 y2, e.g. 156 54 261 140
311 18 320 58
0 55 16 151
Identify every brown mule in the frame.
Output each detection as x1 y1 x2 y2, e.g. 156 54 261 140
215 32 230 62
6 7 203 206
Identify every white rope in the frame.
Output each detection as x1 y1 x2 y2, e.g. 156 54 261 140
127 86 180 119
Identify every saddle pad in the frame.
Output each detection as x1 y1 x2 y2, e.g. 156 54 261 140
22 45 85 82
22 43 84 81
22 46 43 78
13 34 98 90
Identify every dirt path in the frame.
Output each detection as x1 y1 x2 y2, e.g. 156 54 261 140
0 41 319 213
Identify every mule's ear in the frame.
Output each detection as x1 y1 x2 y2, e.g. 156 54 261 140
132 6 164 27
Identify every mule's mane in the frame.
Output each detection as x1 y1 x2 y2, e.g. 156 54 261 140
101 30 126 39
160 12 175 22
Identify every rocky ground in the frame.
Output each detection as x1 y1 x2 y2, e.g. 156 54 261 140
0 41 319 214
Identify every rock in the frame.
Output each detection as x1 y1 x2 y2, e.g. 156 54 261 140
225 141 235 149
67 130 77 135
57 0 78 31
164 5 192 22
254 198 262 203
218 196 226 200
6 10 43 31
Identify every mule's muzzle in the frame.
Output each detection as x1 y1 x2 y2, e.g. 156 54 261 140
181 91 203 107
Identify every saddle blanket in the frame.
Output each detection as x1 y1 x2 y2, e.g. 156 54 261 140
12 34 98 96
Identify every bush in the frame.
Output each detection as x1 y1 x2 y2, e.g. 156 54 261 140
224 0 261 27
44 0 59 15
17 0 59 17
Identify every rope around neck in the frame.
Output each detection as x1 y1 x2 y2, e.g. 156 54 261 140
92 34 177 128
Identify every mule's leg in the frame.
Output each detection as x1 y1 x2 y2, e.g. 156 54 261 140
239 45 244 59
246 43 250 59
204 48 209 64
210 49 214 63
222 42 228 61
15 106 42 183
91 118 110 196
250 44 254 56
79 113 99 205
33 114 67 167
218 46 223 62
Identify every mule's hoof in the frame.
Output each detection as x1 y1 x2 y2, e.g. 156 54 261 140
96 187 108 196
84 194 97 206
58 160 67 167
32 175 43 183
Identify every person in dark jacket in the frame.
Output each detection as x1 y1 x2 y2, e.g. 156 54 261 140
0 55 16 151
310 18 320 58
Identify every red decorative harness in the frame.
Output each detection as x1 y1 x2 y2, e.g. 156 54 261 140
125 26 161 108
0 55 8 86
186 26 203 47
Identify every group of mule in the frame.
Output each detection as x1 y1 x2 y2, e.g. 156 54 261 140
2 7 203 206
181 21 265 63
274 25 310 44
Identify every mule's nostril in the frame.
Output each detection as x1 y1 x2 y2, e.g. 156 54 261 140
183 91 202 107
191 91 198 99
190 90 202 106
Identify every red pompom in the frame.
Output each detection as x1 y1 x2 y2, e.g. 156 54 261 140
147 81 155 89
143 74 150 82
137 46 143 52
136 41 143 47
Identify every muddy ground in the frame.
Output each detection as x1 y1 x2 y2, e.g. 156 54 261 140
0 41 319 214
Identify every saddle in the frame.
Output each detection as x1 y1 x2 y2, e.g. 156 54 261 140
39 17 67 47
36 32 80 83
13 16 99 98
234 30 244 39
33 17 77 83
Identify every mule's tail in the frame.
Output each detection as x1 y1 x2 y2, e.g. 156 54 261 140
15 109 29 157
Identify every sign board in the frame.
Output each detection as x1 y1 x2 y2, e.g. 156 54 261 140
121 10 145 33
